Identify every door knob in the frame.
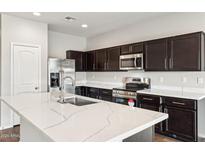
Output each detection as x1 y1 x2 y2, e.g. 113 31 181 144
35 87 39 90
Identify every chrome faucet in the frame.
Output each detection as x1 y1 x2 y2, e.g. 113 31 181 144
59 75 75 101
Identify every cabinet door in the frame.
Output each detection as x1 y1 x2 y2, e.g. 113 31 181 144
99 89 112 102
145 39 168 71
164 106 197 141
75 86 87 96
140 103 163 133
86 51 96 71
66 50 84 71
87 87 99 99
138 94 163 133
131 43 144 53
120 44 132 55
95 49 107 71
107 47 121 71
170 32 201 71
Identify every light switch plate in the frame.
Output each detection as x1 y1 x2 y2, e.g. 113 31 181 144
197 77 204 84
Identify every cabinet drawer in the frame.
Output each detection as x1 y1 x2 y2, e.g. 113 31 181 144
88 87 99 93
164 97 197 110
138 94 161 106
100 89 112 96
99 89 112 102
87 87 99 99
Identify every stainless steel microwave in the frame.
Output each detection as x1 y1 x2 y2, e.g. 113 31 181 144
119 53 144 70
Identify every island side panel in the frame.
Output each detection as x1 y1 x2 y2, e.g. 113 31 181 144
123 126 155 142
198 99 205 141
20 117 53 142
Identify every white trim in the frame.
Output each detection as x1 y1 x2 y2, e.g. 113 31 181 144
10 42 42 96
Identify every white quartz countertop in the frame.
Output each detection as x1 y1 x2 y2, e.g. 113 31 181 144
76 81 121 90
138 89 205 100
1 92 167 142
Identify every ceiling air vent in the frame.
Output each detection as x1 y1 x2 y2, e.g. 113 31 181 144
65 16 76 22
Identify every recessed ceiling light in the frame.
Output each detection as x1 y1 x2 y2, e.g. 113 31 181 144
65 16 76 22
33 12 41 16
81 24 88 28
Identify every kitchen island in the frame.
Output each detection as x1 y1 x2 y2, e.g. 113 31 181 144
0 92 168 142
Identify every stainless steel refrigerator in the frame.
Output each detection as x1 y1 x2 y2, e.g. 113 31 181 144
48 58 75 94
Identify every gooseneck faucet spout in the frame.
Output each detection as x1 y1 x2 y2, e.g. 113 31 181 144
58 70 75 101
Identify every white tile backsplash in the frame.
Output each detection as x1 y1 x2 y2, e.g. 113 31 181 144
85 71 205 89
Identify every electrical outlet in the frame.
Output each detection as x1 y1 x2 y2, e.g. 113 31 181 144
159 77 164 83
114 75 117 80
182 77 187 83
92 75 95 79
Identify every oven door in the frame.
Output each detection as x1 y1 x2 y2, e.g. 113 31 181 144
119 53 143 70
113 97 137 107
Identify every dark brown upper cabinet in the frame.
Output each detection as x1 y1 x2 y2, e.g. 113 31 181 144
107 46 121 71
86 50 96 71
170 32 202 71
66 50 86 72
95 49 107 71
145 38 168 71
87 47 121 71
120 44 131 55
145 32 205 71
120 43 143 55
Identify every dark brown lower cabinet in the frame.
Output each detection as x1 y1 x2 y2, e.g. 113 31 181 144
140 103 163 133
164 106 197 141
86 87 99 99
138 94 198 141
99 89 112 102
75 86 87 96
138 94 163 133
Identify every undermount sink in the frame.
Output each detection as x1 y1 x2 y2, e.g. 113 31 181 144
57 97 98 106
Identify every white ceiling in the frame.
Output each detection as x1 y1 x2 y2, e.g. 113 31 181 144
6 12 171 38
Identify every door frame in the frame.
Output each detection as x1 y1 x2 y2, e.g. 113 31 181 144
10 42 42 96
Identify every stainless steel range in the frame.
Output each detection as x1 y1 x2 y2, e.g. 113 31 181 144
112 77 151 106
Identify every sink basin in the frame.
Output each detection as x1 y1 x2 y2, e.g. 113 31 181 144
57 97 98 106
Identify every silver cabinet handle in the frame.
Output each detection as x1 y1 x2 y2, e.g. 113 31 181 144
143 97 153 101
169 58 172 69
164 58 167 70
102 91 110 94
172 101 185 106
164 108 169 130
159 106 163 112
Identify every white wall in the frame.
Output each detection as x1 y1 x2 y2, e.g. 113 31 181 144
48 31 86 59
86 13 205 91
0 14 48 129
48 31 87 82
87 13 205 50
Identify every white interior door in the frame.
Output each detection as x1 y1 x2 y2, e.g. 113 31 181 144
11 43 41 125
